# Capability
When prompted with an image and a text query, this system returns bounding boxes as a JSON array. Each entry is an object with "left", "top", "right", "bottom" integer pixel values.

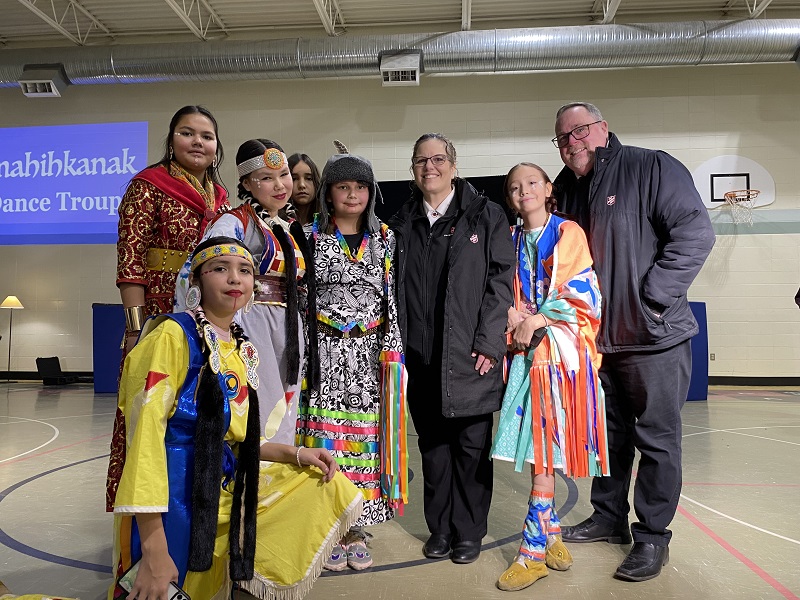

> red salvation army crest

[
  {"left": 606, "top": 195, "right": 616, "bottom": 206},
  {"left": 470, "top": 233, "right": 479, "bottom": 243}
]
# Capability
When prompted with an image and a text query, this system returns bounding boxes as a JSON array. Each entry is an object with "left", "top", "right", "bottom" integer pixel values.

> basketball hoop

[{"left": 724, "top": 189, "right": 760, "bottom": 226}]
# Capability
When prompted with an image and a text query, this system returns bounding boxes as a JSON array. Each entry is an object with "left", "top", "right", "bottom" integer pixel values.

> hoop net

[{"left": 724, "top": 189, "right": 760, "bottom": 226}]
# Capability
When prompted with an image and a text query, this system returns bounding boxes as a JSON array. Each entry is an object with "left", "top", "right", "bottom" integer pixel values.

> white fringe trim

[{"left": 237, "top": 493, "right": 364, "bottom": 600}]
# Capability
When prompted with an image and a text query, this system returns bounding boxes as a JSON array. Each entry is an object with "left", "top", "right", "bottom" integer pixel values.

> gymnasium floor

[{"left": 0, "top": 383, "right": 798, "bottom": 600}]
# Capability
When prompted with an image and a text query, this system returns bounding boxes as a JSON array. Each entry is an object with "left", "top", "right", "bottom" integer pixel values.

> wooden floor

[{"left": 1, "top": 383, "right": 798, "bottom": 599}]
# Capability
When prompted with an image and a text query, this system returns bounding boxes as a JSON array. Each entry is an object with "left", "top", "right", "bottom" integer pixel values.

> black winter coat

[
  {"left": 389, "top": 179, "right": 515, "bottom": 418},
  {"left": 555, "top": 132, "right": 715, "bottom": 353}
]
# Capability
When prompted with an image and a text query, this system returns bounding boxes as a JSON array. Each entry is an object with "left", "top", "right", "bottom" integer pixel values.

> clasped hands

[{"left": 506, "top": 306, "right": 547, "bottom": 351}]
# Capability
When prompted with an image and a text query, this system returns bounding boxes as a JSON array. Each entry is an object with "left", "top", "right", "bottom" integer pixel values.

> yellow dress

[{"left": 110, "top": 318, "right": 362, "bottom": 600}]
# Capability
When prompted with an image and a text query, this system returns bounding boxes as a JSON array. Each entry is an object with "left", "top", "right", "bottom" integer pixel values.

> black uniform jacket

[
  {"left": 555, "top": 132, "right": 715, "bottom": 353},
  {"left": 389, "top": 178, "right": 514, "bottom": 418}
]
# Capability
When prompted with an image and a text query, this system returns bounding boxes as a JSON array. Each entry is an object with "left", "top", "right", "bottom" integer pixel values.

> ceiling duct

[
  {"left": 1, "top": 20, "right": 799, "bottom": 87},
  {"left": 18, "top": 67, "right": 69, "bottom": 97},
  {"left": 380, "top": 50, "right": 422, "bottom": 86}
]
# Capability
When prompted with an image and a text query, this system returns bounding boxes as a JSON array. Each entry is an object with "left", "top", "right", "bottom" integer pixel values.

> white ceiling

[{"left": 2, "top": 0, "right": 799, "bottom": 48}]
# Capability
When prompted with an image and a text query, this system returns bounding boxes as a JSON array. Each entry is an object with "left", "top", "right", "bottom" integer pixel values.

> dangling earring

[
  {"left": 244, "top": 292, "right": 255, "bottom": 314},
  {"left": 212, "top": 157, "right": 218, "bottom": 168},
  {"left": 185, "top": 285, "right": 201, "bottom": 310},
  {"left": 169, "top": 146, "right": 174, "bottom": 160}
]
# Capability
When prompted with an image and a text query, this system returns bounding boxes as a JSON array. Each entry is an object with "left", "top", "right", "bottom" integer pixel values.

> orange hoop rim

[{"left": 724, "top": 189, "right": 760, "bottom": 203}]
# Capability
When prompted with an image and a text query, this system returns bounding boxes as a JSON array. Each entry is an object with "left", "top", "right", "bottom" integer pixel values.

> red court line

[
  {"left": 677, "top": 505, "right": 799, "bottom": 600},
  {"left": 0, "top": 433, "right": 109, "bottom": 468}
]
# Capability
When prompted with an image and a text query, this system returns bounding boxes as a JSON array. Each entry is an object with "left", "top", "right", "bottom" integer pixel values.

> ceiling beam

[
  {"left": 16, "top": 0, "right": 111, "bottom": 45},
  {"left": 163, "top": 0, "right": 228, "bottom": 41},
  {"left": 746, "top": 0, "right": 774, "bottom": 18},
  {"left": 310, "top": 0, "right": 346, "bottom": 36},
  {"left": 462, "top": 0, "right": 472, "bottom": 31},
  {"left": 600, "top": 0, "right": 623, "bottom": 24}
]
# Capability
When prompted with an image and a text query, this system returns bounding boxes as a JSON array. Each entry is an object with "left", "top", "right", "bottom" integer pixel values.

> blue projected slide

[{"left": 0, "top": 121, "right": 148, "bottom": 245}]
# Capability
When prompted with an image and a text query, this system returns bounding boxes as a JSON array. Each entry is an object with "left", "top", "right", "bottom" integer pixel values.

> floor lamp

[{"left": 1, "top": 295, "right": 24, "bottom": 383}]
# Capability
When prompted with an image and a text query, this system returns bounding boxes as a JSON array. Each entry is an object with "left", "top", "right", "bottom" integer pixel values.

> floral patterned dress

[{"left": 298, "top": 223, "right": 404, "bottom": 526}]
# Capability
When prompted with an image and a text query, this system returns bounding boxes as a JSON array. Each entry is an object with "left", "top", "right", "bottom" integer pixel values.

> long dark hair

[
  {"left": 150, "top": 105, "right": 225, "bottom": 189},
  {"left": 288, "top": 153, "right": 321, "bottom": 198}
]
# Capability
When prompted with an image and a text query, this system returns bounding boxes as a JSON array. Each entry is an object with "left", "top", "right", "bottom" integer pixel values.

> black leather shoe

[
  {"left": 614, "top": 542, "right": 669, "bottom": 582},
  {"left": 450, "top": 540, "right": 481, "bottom": 564},
  {"left": 423, "top": 534, "right": 453, "bottom": 559},
  {"left": 562, "top": 517, "right": 632, "bottom": 544}
]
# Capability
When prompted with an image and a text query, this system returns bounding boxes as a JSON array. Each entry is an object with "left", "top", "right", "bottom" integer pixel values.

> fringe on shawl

[
  {"left": 378, "top": 351, "right": 409, "bottom": 513},
  {"left": 235, "top": 493, "right": 363, "bottom": 600},
  {"left": 528, "top": 335, "right": 608, "bottom": 478}
]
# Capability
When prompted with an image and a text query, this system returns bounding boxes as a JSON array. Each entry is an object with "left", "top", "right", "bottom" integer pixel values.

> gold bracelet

[{"left": 124, "top": 305, "right": 145, "bottom": 332}]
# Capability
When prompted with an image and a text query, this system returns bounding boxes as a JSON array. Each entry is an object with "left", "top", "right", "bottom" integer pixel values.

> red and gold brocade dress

[{"left": 105, "top": 161, "right": 228, "bottom": 510}]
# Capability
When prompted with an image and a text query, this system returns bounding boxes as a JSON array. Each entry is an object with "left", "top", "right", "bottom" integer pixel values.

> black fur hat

[{"left": 316, "top": 154, "right": 382, "bottom": 234}]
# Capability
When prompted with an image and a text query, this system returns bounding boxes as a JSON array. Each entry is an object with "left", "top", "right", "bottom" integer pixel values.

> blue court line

[
  {"left": 0, "top": 456, "right": 578, "bottom": 577},
  {"left": 0, "top": 453, "right": 113, "bottom": 573},
  {"left": 321, "top": 471, "right": 578, "bottom": 577}
]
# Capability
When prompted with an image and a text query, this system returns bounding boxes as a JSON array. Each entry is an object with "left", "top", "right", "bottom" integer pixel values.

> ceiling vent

[
  {"left": 18, "top": 67, "right": 69, "bottom": 98},
  {"left": 379, "top": 51, "right": 422, "bottom": 87}
]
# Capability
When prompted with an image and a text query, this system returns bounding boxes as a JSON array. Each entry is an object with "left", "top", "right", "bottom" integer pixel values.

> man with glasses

[{"left": 552, "top": 102, "right": 715, "bottom": 582}]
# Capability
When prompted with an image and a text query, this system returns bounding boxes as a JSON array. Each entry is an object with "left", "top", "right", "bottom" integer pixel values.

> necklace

[
  {"left": 519, "top": 215, "right": 550, "bottom": 313},
  {"left": 332, "top": 217, "right": 369, "bottom": 262}
]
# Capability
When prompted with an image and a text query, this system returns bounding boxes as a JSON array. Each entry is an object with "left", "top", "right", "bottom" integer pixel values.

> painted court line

[
  {"left": 0, "top": 433, "right": 108, "bottom": 467},
  {"left": 680, "top": 494, "right": 800, "bottom": 546},
  {"left": 678, "top": 505, "right": 800, "bottom": 600},
  {"left": 0, "top": 417, "right": 59, "bottom": 463}
]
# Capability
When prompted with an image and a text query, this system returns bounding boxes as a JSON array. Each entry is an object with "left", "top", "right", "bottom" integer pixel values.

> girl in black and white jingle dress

[{"left": 297, "top": 152, "right": 407, "bottom": 572}]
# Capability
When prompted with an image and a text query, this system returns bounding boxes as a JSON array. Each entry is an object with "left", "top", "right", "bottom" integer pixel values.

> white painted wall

[{"left": 0, "top": 63, "right": 798, "bottom": 377}]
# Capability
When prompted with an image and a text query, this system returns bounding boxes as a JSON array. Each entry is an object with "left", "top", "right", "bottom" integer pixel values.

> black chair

[{"left": 36, "top": 356, "right": 80, "bottom": 386}]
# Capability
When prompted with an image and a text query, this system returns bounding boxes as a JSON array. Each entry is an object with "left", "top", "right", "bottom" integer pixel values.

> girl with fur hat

[
  {"left": 117, "top": 236, "right": 361, "bottom": 600},
  {"left": 297, "top": 151, "right": 408, "bottom": 571}
]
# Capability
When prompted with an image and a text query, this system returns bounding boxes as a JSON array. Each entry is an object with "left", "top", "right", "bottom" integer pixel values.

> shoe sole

[
  {"left": 613, "top": 554, "right": 669, "bottom": 582},
  {"left": 424, "top": 551, "right": 450, "bottom": 559},
  {"left": 496, "top": 572, "right": 548, "bottom": 591},
  {"left": 563, "top": 534, "right": 631, "bottom": 544},
  {"left": 451, "top": 554, "right": 481, "bottom": 564}
]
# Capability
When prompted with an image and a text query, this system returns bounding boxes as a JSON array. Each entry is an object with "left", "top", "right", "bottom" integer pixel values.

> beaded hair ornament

[
  {"left": 236, "top": 147, "right": 288, "bottom": 178},
  {"left": 190, "top": 243, "right": 254, "bottom": 272}
]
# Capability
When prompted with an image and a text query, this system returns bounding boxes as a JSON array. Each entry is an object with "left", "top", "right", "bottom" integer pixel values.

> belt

[
  {"left": 146, "top": 248, "right": 188, "bottom": 273},
  {"left": 317, "top": 320, "right": 382, "bottom": 339},
  {"left": 254, "top": 275, "right": 286, "bottom": 303}
]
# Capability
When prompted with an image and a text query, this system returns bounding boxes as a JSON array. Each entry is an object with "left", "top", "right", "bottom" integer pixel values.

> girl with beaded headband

[
  {"left": 106, "top": 105, "right": 230, "bottom": 512},
  {"left": 114, "top": 236, "right": 361, "bottom": 600},
  {"left": 491, "top": 163, "right": 608, "bottom": 592},
  {"left": 177, "top": 139, "right": 319, "bottom": 458},
  {"left": 297, "top": 147, "right": 408, "bottom": 572}
]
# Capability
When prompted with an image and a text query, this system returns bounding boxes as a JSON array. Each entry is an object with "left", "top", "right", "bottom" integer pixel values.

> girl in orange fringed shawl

[{"left": 492, "top": 163, "right": 608, "bottom": 592}]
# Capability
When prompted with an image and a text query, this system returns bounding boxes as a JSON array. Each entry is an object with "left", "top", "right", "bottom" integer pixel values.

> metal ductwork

[{"left": 1, "top": 20, "right": 799, "bottom": 87}]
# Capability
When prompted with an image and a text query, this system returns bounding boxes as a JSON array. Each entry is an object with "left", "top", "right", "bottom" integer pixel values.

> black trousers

[
  {"left": 407, "top": 358, "right": 494, "bottom": 542},
  {"left": 590, "top": 339, "right": 692, "bottom": 545}
]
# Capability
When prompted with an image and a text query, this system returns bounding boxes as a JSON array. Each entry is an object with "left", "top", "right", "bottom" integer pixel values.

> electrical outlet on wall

[{"left": 710, "top": 353, "right": 715, "bottom": 361}]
